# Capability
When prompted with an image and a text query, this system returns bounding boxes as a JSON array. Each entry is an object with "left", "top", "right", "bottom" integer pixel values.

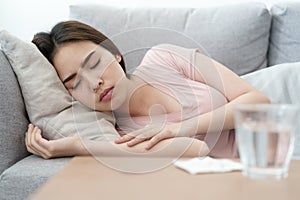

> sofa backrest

[
  {"left": 268, "top": 2, "right": 300, "bottom": 66},
  {"left": 0, "top": 50, "right": 29, "bottom": 174},
  {"left": 69, "top": 3, "right": 271, "bottom": 75}
]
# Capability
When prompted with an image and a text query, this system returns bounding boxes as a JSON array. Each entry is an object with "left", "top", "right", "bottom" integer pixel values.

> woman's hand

[
  {"left": 25, "top": 124, "right": 80, "bottom": 159},
  {"left": 25, "top": 124, "right": 208, "bottom": 158},
  {"left": 114, "top": 122, "right": 196, "bottom": 150}
]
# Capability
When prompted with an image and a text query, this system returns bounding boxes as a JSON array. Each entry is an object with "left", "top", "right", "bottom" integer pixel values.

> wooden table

[{"left": 28, "top": 156, "right": 300, "bottom": 200}]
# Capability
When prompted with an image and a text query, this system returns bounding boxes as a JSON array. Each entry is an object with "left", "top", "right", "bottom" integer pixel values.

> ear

[{"left": 115, "top": 54, "right": 122, "bottom": 63}]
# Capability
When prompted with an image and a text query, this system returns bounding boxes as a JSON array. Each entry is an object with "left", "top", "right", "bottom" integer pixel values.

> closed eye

[
  {"left": 90, "top": 58, "right": 101, "bottom": 69},
  {"left": 72, "top": 80, "right": 81, "bottom": 90}
]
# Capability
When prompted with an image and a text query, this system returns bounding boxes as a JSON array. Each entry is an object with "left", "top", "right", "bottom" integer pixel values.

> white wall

[{"left": 0, "top": 0, "right": 295, "bottom": 41}]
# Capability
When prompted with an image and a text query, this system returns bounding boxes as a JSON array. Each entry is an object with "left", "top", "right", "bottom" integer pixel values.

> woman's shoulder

[
  {"left": 141, "top": 44, "right": 175, "bottom": 62},
  {"left": 137, "top": 43, "right": 198, "bottom": 72},
  {"left": 142, "top": 44, "right": 190, "bottom": 60},
  {"left": 137, "top": 44, "right": 185, "bottom": 71},
  {"left": 139, "top": 43, "right": 199, "bottom": 66}
]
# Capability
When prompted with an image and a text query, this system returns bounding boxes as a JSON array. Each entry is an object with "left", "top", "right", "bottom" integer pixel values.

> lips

[{"left": 99, "top": 87, "right": 114, "bottom": 102}]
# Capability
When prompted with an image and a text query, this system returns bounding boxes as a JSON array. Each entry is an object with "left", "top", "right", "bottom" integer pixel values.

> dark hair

[{"left": 32, "top": 20, "right": 126, "bottom": 72}]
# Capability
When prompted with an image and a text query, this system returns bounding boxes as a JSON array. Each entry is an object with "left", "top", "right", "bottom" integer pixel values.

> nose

[
  {"left": 80, "top": 69, "right": 103, "bottom": 93},
  {"left": 85, "top": 76, "right": 103, "bottom": 93},
  {"left": 88, "top": 77, "right": 103, "bottom": 93}
]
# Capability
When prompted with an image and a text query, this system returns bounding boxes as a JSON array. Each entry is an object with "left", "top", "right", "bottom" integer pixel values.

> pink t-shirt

[{"left": 116, "top": 44, "right": 238, "bottom": 158}]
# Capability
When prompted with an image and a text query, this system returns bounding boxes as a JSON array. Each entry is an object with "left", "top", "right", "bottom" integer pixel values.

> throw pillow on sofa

[
  {"left": 0, "top": 30, "right": 119, "bottom": 141},
  {"left": 268, "top": 2, "right": 300, "bottom": 66}
]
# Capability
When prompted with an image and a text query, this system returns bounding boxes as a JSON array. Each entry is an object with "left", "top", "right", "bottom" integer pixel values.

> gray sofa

[{"left": 1, "top": 2, "right": 300, "bottom": 200}]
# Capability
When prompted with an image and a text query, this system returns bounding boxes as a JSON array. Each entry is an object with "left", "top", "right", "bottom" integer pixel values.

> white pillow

[
  {"left": 0, "top": 30, "right": 119, "bottom": 141},
  {"left": 241, "top": 62, "right": 300, "bottom": 104},
  {"left": 241, "top": 62, "right": 300, "bottom": 158}
]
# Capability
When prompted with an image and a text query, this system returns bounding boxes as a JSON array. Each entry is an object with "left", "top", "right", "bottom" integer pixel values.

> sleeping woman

[{"left": 25, "top": 21, "right": 269, "bottom": 159}]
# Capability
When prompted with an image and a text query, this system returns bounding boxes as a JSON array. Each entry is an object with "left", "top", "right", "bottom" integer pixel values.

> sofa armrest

[{"left": 0, "top": 50, "right": 29, "bottom": 174}]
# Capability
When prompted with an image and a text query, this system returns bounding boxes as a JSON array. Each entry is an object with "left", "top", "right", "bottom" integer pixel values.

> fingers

[
  {"left": 116, "top": 134, "right": 149, "bottom": 147},
  {"left": 26, "top": 124, "right": 44, "bottom": 156},
  {"left": 145, "top": 136, "right": 161, "bottom": 150},
  {"left": 114, "top": 127, "right": 148, "bottom": 144},
  {"left": 114, "top": 134, "right": 135, "bottom": 144},
  {"left": 33, "top": 127, "right": 52, "bottom": 157},
  {"left": 115, "top": 129, "right": 155, "bottom": 147},
  {"left": 25, "top": 124, "right": 37, "bottom": 154},
  {"left": 115, "top": 124, "right": 164, "bottom": 145},
  {"left": 127, "top": 137, "right": 148, "bottom": 147},
  {"left": 145, "top": 131, "right": 174, "bottom": 150},
  {"left": 25, "top": 124, "right": 52, "bottom": 159},
  {"left": 115, "top": 124, "right": 175, "bottom": 149}
]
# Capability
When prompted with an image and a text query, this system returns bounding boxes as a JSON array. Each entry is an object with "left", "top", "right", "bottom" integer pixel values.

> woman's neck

[
  {"left": 113, "top": 75, "right": 151, "bottom": 117},
  {"left": 114, "top": 75, "right": 180, "bottom": 118}
]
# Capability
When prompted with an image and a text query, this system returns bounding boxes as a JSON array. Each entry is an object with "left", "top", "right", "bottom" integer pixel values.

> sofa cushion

[
  {"left": 0, "top": 155, "right": 70, "bottom": 200},
  {"left": 241, "top": 62, "right": 300, "bottom": 158},
  {"left": 69, "top": 3, "right": 271, "bottom": 75},
  {"left": 0, "top": 30, "right": 120, "bottom": 141},
  {"left": 268, "top": 2, "right": 300, "bottom": 66},
  {"left": 0, "top": 50, "right": 29, "bottom": 175}
]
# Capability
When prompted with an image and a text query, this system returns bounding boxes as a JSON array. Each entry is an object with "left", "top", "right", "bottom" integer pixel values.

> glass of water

[{"left": 234, "top": 104, "right": 299, "bottom": 179}]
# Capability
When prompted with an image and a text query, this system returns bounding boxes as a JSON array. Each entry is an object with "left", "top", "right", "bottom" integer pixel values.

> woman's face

[{"left": 53, "top": 41, "right": 127, "bottom": 111}]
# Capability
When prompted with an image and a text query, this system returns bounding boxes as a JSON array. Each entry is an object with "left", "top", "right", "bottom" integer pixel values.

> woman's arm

[
  {"left": 115, "top": 52, "right": 270, "bottom": 149},
  {"left": 186, "top": 52, "right": 270, "bottom": 133},
  {"left": 25, "top": 124, "right": 209, "bottom": 159}
]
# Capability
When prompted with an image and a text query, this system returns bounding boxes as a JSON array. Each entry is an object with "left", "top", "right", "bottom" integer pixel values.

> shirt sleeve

[{"left": 137, "top": 44, "right": 200, "bottom": 80}]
